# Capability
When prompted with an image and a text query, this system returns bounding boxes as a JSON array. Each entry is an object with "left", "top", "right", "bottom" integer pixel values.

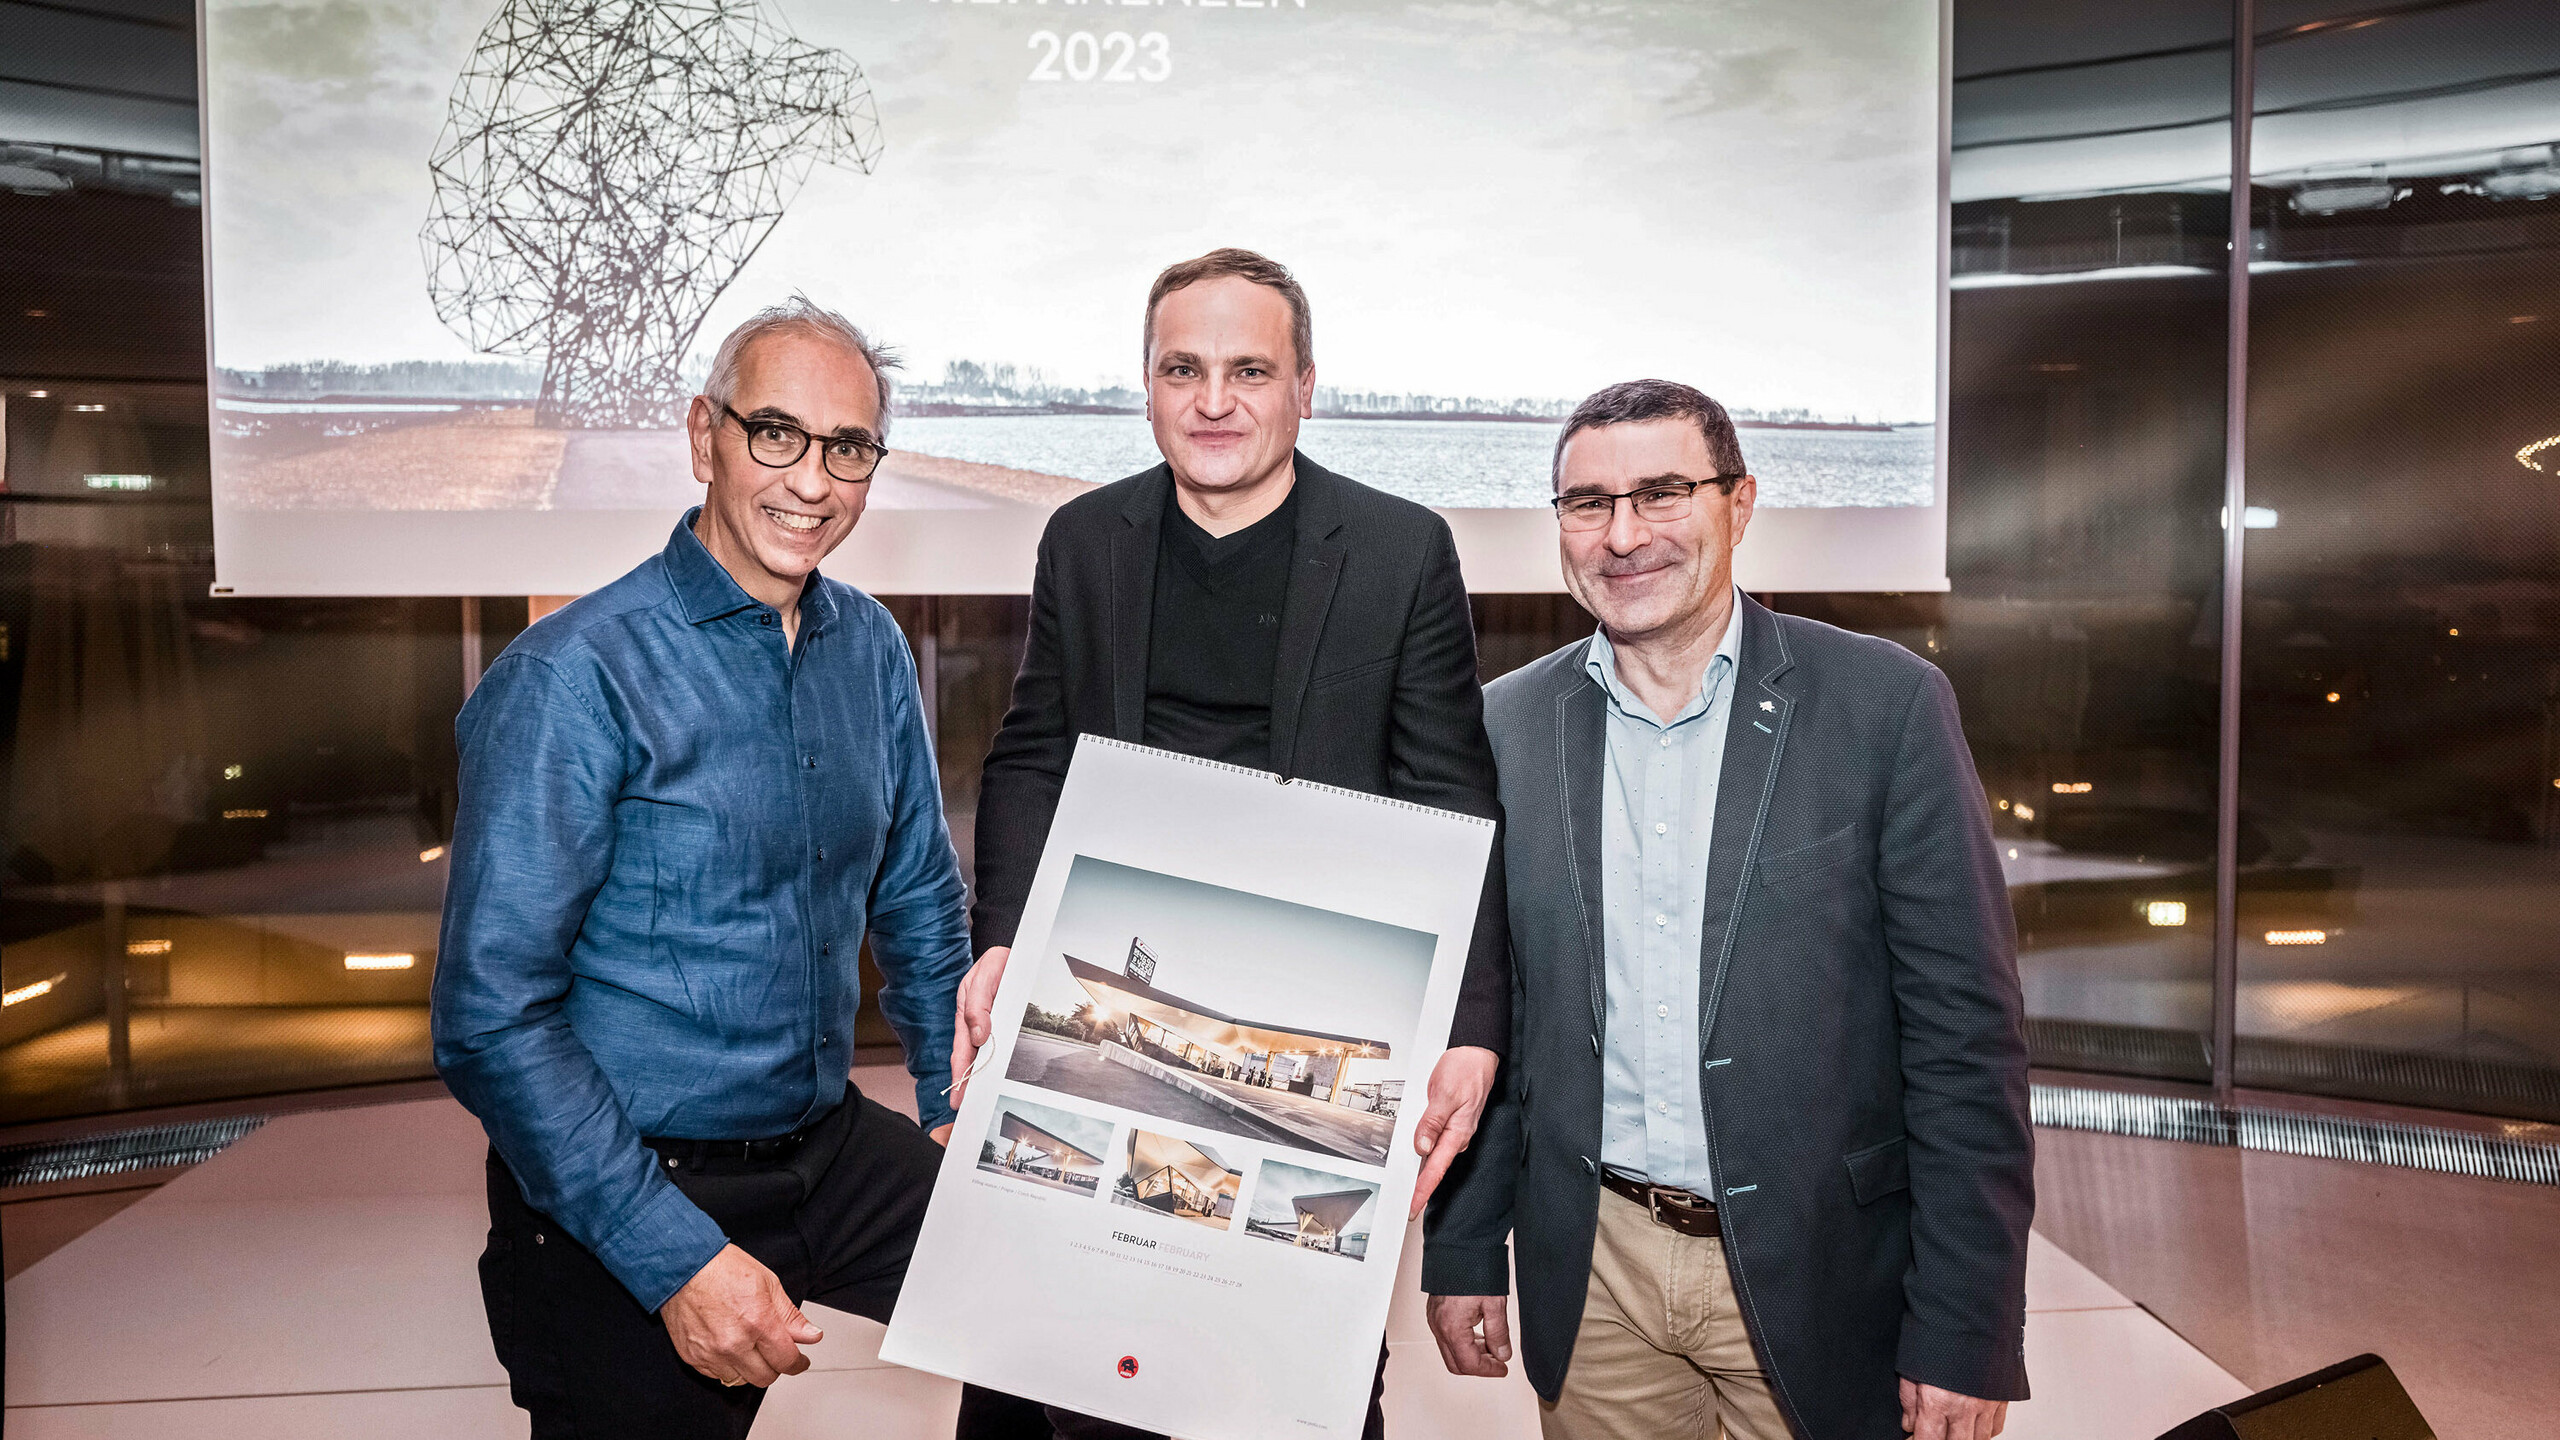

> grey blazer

[{"left": 1423, "top": 595, "right": 2033, "bottom": 1438}]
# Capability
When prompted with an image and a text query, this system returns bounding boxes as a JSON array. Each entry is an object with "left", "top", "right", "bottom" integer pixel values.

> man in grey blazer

[{"left": 1422, "top": 380, "right": 2032, "bottom": 1440}]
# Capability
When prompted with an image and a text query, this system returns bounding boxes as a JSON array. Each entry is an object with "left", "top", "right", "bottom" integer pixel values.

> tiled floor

[
  {"left": 3, "top": 1071, "right": 2253, "bottom": 1439},
  {"left": 2035, "top": 1121, "right": 2560, "bottom": 1440}
]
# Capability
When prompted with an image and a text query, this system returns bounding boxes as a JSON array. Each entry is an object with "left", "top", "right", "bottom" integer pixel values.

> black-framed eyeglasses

[
  {"left": 1549, "top": 476, "right": 1738, "bottom": 532},
  {"left": 723, "top": 405, "right": 887, "bottom": 483}
]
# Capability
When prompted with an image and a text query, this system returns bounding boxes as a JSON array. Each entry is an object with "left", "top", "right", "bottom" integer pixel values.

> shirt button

[
  {"left": 1657, "top": 1100, "right": 1669, "bottom": 1114},
  {"left": 1657, "top": 1003, "right": 1669, "bottom": 1018},
  {"left": 805, "top": 756, "right": 817, "bottom": 769},
  {"left": 1655, "top": 913, "right": 1668, "bottom": 926},
  {"left": 816, "top": 846, "right": 826, "bottom": 861},
  {"left": 1654, "top": 822, "right": 1668, "bottom": 836},
  {"left": 1659, "top": 735, "right": 1672, "bottom": 748},
  {"left": 821, "top": 941, "right": 831, "bottom": 956},
  {"left": 760, "top": 612, "right": 775, "bottom": 627}
]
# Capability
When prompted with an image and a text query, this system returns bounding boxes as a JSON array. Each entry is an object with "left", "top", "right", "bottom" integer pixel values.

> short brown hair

[
  {"left": 1143, "top": 248, "right": 1313, "bottom": 374},
  {"left": 1553, "top": 379, "right": 1748, "bottom": 491}
]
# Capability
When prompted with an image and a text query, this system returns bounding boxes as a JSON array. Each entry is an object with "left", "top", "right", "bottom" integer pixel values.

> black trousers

[
  {"left": 480, "top": 1085, "right": 941, "bottom": 1440},
  {"left": 481, "top": 1085, "right": 1391, "bottom": 1440}
]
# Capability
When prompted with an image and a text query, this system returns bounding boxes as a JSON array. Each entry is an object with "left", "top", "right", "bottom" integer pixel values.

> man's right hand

[
  {"left": 661, "top": 1244, "right": 822, "bottom": 1388},
  {"left": 1426, "top": 1294, "right": 1513, "bottom": 1378},
  {"left": 947, "top": 945, "right": 1010, "bottom": 1106}
]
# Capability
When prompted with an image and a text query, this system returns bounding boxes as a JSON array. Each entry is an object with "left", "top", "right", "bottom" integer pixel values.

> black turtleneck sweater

[{"left": 1142, "top": 484, "right": 1300, "bottom": 771}]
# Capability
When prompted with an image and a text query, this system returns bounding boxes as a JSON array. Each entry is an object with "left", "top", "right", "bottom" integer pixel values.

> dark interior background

[{"left": 1, "top": 0, "right": 2554, "bottom": 1129}]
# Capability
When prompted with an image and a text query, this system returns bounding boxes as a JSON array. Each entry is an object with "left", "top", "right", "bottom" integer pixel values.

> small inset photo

[
  {"left": 1244, "top": 1160, "right": 1381, "bottom": 1260},
  {"left": 977, "top": 1093, "right": 1113, "bottom": 1198},
  {"left": 1109, "top": 1128, "right": 1242, "bottom": 1230}
]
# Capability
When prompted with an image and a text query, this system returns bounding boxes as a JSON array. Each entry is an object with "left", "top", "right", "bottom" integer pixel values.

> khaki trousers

[{"left": 1539, "top": 1188, "right": 1792, "bottom": 1440}]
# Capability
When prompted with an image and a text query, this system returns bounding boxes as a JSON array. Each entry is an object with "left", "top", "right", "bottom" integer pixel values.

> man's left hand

[
  {"left": 1409, "top": 1045, "right": 1498, "bottom": 1218},
  {"left": 928, "top": 1124, "right": 951, "bottom": 1145},
  {"left": 1900, "top": 1378, "right": 2007, "bottom": 1440}
]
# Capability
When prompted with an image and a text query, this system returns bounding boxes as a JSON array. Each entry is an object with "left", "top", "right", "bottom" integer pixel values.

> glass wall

[
  {"left": 0, "top": 502, "right": 506, "bottom": 1120},
  {"left": 1937, "top": 0, "right": 2236, "bottom": 1083},
  {"left": 4, "top": 0, "right": 2559, "bottom": 1129},
  {"left": 2233, "top": 0, "right": 2560, "bottom": 1117}
]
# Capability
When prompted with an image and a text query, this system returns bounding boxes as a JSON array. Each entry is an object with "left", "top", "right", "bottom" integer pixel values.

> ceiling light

[
  {"left": 2289, "top": 177, "right": 2404, "bottom": 216},
  {"left": 69, "top": 403, "right": 106, "bottom": 412},
  {"left": 2144, "top": 901, "right": 2188, "bottom": 927},
  {"left": 344, "top": 953, "right": 416, "bottom": 971},
  {"left": 2480, "top": 147, "right": 2560, "bottom": 202},
  {"left": 2051, "top": 781, "right": 2093, "bottom": 794},
  {"left": 2264, "top": 930, "right": 2328, "bottom": 946},
  {"left": 2520, "top": 435, "right": 2560, "bottom": 473},
  {"left": 85, "top": 474, "right": 154, "bottom": 491},
  {"left": 2013, "top": 803, "right": 2034, "bottom": 821},
  {"left": 26, "top": 389, "right": 47, "bottom": 398},
  {"left": 2, "top": 973, "right": 67, "bottom": 1006},
  {"left": 420, "top": 845, "right": 447, "bottom": 862},
  {"left": 2325, "top": 692, "right": 2341, "bottom": 702},
  {"left": 126, "top": 939, "right": 173, "bottom": 956}
]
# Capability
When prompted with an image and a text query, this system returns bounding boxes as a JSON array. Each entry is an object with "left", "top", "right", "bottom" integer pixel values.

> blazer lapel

[
  {"left": 1556, "top": 658, "right": 1611, "bottom": 1045},
  {"left": 1108, "top": 466, "right": 1172, "bottom": 743},
  {"left": 1695, "top": 596, "right": 1797, "bottom": 1047},
  {"left": 1267, "top": 453, "right": 1346, "bottom": 776}
]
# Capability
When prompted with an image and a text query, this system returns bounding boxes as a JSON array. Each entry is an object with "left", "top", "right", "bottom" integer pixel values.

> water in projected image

[{"left": 890, "top": 414, "right": 1937, "bottom": 509}]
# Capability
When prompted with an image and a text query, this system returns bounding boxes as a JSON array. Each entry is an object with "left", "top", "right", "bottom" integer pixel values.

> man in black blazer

[
  {"left": 1423, "top": 381, "right": 2032, "bottom": 1440},
  {"left": 951, "top": 249, "right": 1509, "bottom": 1440}
]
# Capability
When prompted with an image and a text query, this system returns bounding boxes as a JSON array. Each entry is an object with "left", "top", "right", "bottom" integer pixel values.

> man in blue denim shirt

[{"left": 434, "top": 298, "right": 971, "bottom": 1439}]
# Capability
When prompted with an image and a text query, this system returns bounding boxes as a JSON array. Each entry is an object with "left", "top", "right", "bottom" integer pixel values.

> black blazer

[
  {"left": 972, "top": 453, "right": 1511, "bottom": 1053},
  {"left": 1424, "top": 596, "right": 2033, "bottom": 1436}
]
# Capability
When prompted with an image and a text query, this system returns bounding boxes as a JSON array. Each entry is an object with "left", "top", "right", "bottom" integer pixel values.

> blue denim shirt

[
  {"left": 432, "top": 512, "right": 971, "bottom": 1310},
  {"left": 1586, "top": 592, "right": 1743, "bottom": 1196}
]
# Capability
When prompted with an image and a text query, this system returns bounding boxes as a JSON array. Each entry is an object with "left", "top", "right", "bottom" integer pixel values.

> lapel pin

[{"left": 1759, "top": 700, "right": 1776, "bottom": 712}]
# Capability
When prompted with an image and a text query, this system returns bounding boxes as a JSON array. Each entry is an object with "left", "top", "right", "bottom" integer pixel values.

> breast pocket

[
  {"left": 1308, "top": 653, "right": 1399, "bottom": 690},
  {"left": 1758, "top": 821, "right": 1862, "bottom": 891}
]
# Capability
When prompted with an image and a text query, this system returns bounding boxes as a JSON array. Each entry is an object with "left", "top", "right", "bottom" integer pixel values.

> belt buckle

[{"left": 1646, "top": 1184, "right": 1707, "bottom": 1232}]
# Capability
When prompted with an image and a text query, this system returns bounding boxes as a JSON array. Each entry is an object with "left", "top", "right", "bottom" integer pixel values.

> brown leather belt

[{"left": 1600, "top": 1167, "right": 1721, "bottom": 1238}]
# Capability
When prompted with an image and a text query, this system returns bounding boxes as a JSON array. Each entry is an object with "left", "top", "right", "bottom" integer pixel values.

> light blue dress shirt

[{"left": 1588, "top": 592, "right": 1744, "bottom": 1195}]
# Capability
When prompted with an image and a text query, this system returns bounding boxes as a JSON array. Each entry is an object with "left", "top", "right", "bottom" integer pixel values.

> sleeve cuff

[
  {"left": 916, "top": 1084, "right": 956, "bottom": 1134},
  {"left": 1420, "top": 1242, "right": 1512, "bottom": 1297},
  {"left": 1897, "top": 1319, "right": 2031, "bottom": 1403},
  {"left": 968, "top": 906, "right": 1019, "bottom": 955},
  {"left": 596, "top": 1181, "right": 733, "bottom": 1314},
  {"left": 1448, "top": 1011, "right": 1509, "bottom": 1056}
]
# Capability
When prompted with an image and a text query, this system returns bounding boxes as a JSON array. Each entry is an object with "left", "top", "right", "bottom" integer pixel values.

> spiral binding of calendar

[{"left": 1076, "top": 734, "right": 1496, "bottom": 828}]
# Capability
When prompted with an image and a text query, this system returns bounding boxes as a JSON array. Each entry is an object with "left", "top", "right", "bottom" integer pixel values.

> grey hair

[
  {"left": 702, "top": 295, "right": 902, "bottom": 437},
  {"left": 1552, "top": 378, "right": 1748, "bottom": 491}
]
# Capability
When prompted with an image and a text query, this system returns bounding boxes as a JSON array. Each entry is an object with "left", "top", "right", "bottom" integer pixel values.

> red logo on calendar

[{"left": 1117, "top": 1356, "right": 1140, "bottom": 1379}]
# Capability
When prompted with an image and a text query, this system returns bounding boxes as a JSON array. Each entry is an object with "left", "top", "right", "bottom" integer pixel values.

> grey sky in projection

[
  {"left": 203, "top": 0, "right": 1939, "bottom": 420},
  {"left": 1025, "top": 855, "right": 1434, "bottom": 1056}
]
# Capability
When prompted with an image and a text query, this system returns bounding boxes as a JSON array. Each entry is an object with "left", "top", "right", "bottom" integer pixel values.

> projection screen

[{"left": 200, "top": 0, "right": 1948, "bottom": 596}]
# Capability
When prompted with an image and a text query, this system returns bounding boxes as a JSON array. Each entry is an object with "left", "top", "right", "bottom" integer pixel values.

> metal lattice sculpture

[{"left": 421, "top": 0, "right": 881, "bottom": 429}]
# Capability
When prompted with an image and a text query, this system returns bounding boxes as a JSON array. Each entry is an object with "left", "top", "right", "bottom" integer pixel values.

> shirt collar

[
  {"left": 662, "top": 507, "right": 838, "bottom": 632},
  {"left": 1583, "top": 586, "right": 1746, "bottom": 726}
]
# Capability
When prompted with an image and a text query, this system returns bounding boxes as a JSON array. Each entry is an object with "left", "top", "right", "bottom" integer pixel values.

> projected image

[
  {"left": 1244, "top": 1160, "right": 1380, "bottom": 1262},
  {"left": 977, "top": 1093, "right": 1115, "bottom": 1198},
  {"left": 202, "top": 0, "right": 1941, "bottom": 555},
  {"left": 1110, "top": 1128, "right": 1242, "bottom": 1231},
  {"left": 1003, "top": 856, "right": 1431, "bottom": 1168}
]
